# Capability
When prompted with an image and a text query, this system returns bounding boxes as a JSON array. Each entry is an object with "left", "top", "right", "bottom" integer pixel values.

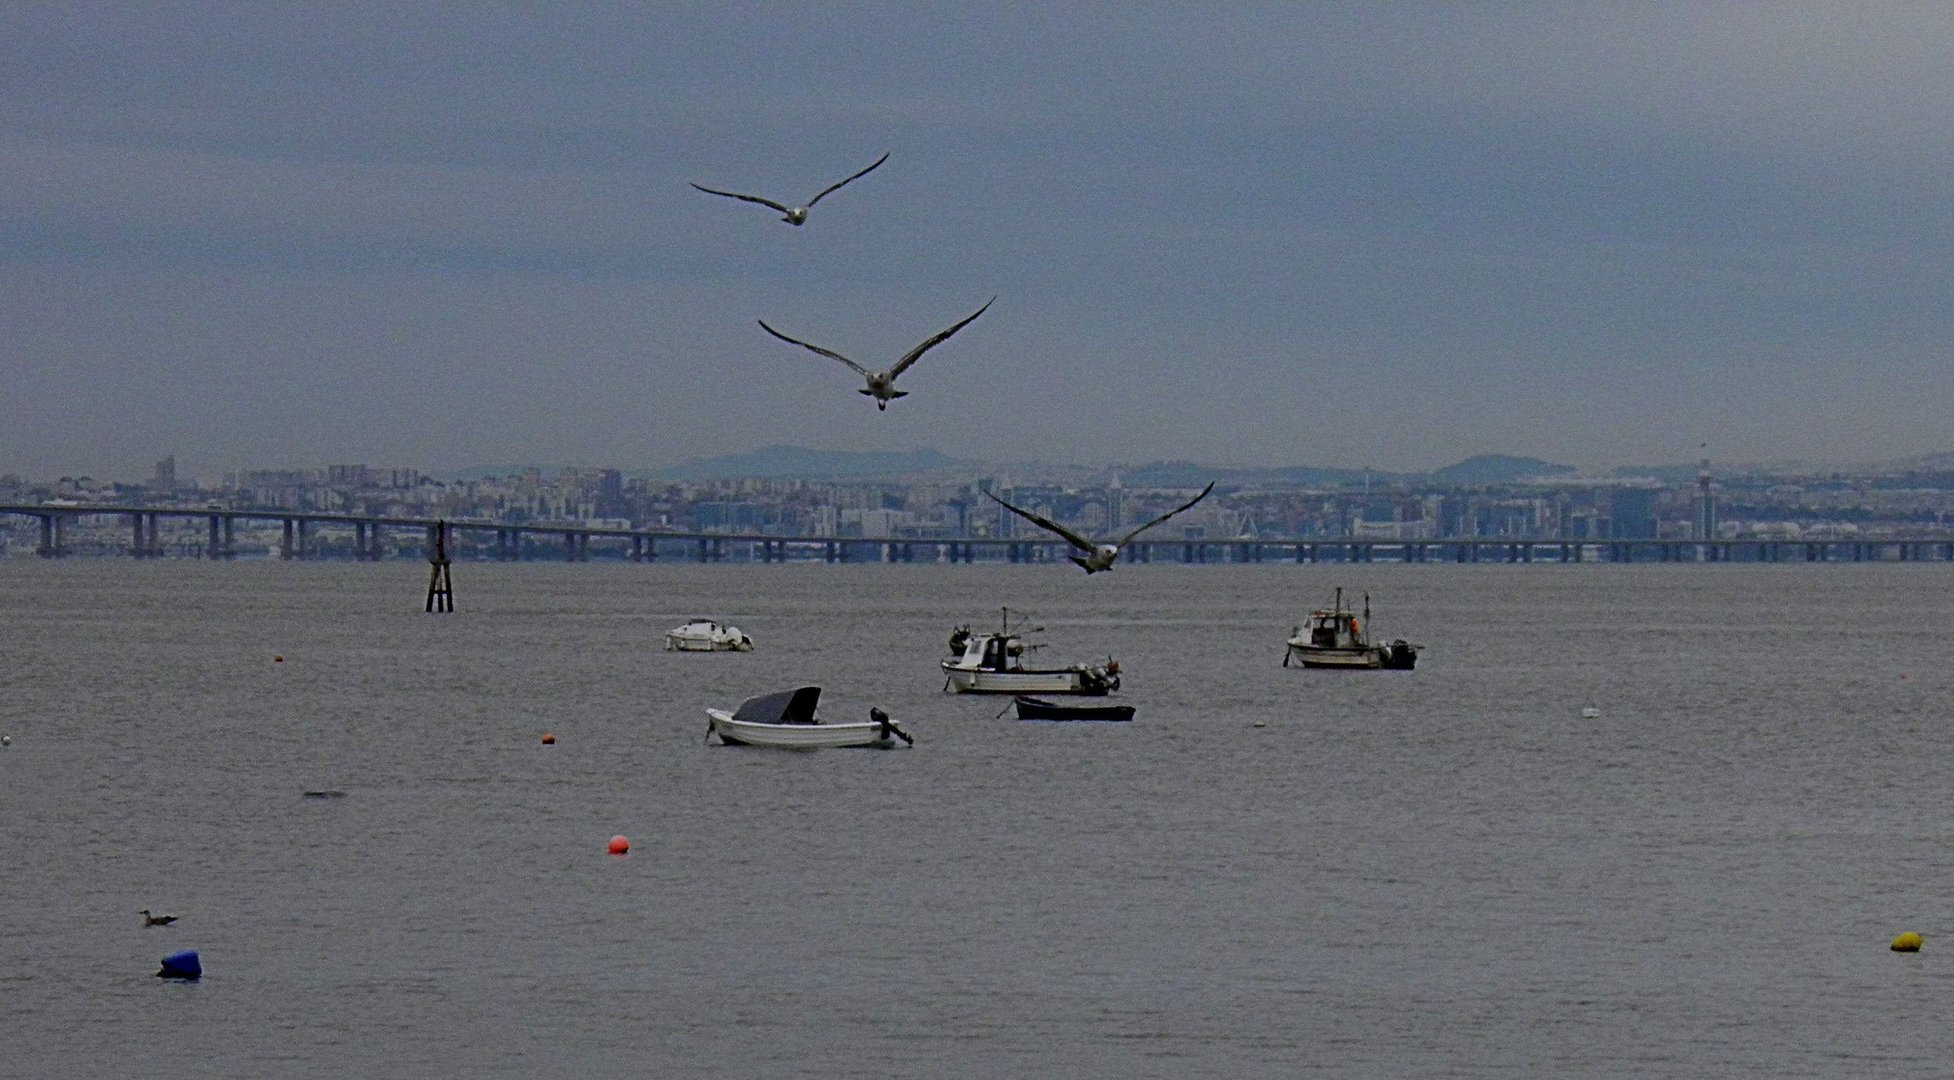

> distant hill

[
  {"left": 653, "top": 444, "right": 975, "bottom": 482},
  {"left": 1122, "top": 455, "right": 1574, "bottom": 489},
  {"left": 1120, "top": 460, "right": 1376, "bottom": 488},
  {"left": 1427, "top": 454, "right": 1576, "bottom": 485},
  {"left": 451, "top": 448, "right": 1588, "bottom": 487}
]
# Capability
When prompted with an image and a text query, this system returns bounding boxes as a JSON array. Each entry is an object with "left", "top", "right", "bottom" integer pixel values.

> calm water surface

[{"left": 7, "top": 560, "right": 1954, "bottom": 1077}]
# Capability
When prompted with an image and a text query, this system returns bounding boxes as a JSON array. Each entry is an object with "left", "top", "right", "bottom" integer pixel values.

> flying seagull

[
  {"left": 759, "top": 298, "right": 994, "bottom": 410},
  {"left": 141, "top": 909, "right": 178, "bottom": 927},
  {"left": 987, "top": 482, "right": 1217, "bottom": 573},
  {"left": 689, "top": 152, "right": 889, "bottom": 226}
]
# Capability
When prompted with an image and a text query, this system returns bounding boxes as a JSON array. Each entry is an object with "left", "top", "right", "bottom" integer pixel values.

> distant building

[
  {"left": 1697, "top": 460, "right": 1718, "bottom": 541},
  {"left": 1610, "top": 487, "right": 1657, "bottom": 539},
  {"left": 152, "top": 455, "right": 176, "bottom": 493}
]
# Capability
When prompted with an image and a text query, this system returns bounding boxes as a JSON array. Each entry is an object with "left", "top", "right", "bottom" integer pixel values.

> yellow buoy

[{"left": 1891, "top": 931, "right": 1923, "bottom": 952}]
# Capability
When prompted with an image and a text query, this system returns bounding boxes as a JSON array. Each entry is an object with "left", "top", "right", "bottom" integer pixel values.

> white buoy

[{"left": 1580, "top": 706, "right": 1601, "bottom": 719}]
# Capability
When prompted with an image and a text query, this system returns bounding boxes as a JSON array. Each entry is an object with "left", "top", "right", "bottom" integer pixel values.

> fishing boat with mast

[
  {"left": 942, "top": 608, "right": 1121, "bottom": 695},
  {"left": 1283, "top": 589, "right": 1419, "bottom": 670}
]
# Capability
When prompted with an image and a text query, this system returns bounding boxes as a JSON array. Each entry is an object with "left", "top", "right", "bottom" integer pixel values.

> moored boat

[
  {"left": 941, "top": 610, "right": 1119, "bottom": 695},
  {"left": 706, "top": 686, "right": 912, "bottom": 749},
  {"left": 666, "top": 618, "right": 754, "bottom": 652},
  {"left": 1283, "top": 589, "right": 1419, "bottom": 670},
  {"left": 1012, "top": 695, "right": 1135, "bottom": 722}
]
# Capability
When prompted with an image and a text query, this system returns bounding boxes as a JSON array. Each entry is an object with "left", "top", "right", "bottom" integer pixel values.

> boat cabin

[
  {"left": 948, "top": 628, "right": 1027, "bottom": 672},
  {"left": 1305, "top": 607, "right": 1367, "bottom": 650}
]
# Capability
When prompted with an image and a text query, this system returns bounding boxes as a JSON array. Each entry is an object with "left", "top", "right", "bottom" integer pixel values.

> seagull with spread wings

[
  {"left": 758, "top": 298, "right": 994, "bottom": 410},
  {"left": 987, "top": 482, "right": 1217, "bottom": 573},
  {"left": 690, "top": 153, "right": 889, "bottom": 226}
]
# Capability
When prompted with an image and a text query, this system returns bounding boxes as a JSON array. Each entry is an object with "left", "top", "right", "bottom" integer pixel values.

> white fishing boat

[
  {"left": 1283, "top": 589, "right": 1419, "bottom": 670},
  {"left": 941, "top": 609, "right": 1120, "bottom": 695},
  {"left": 706, "top": 686, "right": 912, "bottom": 749},
  {"left": 665, "top": 618, "right": 754, "bottom": 652}
]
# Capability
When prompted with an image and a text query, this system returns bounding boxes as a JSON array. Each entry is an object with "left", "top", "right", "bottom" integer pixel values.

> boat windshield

[{"left": 731, "top": 686, "right": 821, "bottom": 724}]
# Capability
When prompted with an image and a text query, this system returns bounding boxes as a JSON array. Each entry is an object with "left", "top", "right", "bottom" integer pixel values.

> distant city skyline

[
  {"left": 11, "top": 441, "right": 1954, "bottom": 494},
  {"left": 6, "top": 7, "right": 1952, "bottom": 478}
]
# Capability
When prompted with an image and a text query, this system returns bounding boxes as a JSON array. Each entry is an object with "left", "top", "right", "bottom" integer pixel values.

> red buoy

[
  {"left": 607, "top": 835, "right": 629, "bottom": 855},
  {"left": 540, "top": 732, "right": 556, "bottom": 745},
  {"left": 274, "top": 656, "right": 284, "bottom": 664}
]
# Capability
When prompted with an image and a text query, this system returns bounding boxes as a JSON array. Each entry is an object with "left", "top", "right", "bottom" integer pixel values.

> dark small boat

[{"left": 1013, "top": 695, "right": 1135, "bottom": 722}]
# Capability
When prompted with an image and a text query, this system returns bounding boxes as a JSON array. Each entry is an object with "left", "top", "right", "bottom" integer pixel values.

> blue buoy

[{"left": 157, "top": 950, "right": 201, "bottom": 979}]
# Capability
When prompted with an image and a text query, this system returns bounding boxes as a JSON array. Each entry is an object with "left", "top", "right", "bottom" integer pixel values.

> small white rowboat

[{"left": 706, "top": 687, "right": 912, "bottom": 750}]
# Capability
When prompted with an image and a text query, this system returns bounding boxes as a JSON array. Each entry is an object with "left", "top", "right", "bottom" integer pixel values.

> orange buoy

[
  {"left": 273, "top": 656, "right": 284, "bottom": 663},
  {"left": 540, "top": 732, "right": 556, "bottom": 745},
  {"left": 607, "top": 835, "right": 629, "bottom": 855}
]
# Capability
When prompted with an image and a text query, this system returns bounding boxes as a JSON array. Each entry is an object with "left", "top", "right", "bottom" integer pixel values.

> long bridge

[{"left": 4, "top": 502, "right": 1952, "bottom": 565}]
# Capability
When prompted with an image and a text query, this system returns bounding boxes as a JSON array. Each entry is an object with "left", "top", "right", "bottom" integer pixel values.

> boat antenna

[{"left": 1363, "top": 592, "right": 1371, "bottom": 643}]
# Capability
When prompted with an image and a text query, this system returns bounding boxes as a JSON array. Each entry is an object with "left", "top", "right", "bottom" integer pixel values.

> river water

[{"left": 6, "top": 560, "right": 1954, "bottom": 1077}]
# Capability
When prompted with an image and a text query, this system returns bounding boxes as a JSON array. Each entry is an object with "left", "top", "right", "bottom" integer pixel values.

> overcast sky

[{"left": 4, "top": 3, "right": 1951, "bottom": 481}]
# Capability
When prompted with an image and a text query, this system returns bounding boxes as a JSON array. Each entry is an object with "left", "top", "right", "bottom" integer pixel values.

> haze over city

[{"left": 5, "top": 5, "right": 1951, "bottom": 480}]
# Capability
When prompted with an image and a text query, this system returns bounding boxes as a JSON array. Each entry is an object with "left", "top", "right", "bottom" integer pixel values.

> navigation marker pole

[{"left": 426, "top": 519, "right": 455, "bottom": 613}]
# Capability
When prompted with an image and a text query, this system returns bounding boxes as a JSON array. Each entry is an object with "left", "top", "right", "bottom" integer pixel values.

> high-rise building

[
  {"left": 1697, "top": 458, "right": 1717, "bottom": 540},
  {"left": 152, "top": 455, "right": 176, "bottom": 492},
  {"left": 1609, "top": 486, "right": 1657, "bottom": 539}
]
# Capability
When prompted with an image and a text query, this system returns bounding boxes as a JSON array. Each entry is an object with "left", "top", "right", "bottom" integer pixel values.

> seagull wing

[
  {"left": 805, "top": 152, "right": 889, "bottom": 208},
  {"left": 890, "top": 297, "right": 994, "bottom": 378},
  {"left": 985, "top": 490, "right": 1096, "bottom": 554},
  {"left": 690, "top": 183, "right": 793, "bottom": 215},
  {"left": 1116, "top": 481, "right": 1216, "bottom": 545},
  {"left": 757, "top": 320, "right": 871, "bottom": 377}
]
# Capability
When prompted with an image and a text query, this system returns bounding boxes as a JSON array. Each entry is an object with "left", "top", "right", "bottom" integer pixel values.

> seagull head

[{"left": 783, "top": 207, "right": 809, "bottom": 225}]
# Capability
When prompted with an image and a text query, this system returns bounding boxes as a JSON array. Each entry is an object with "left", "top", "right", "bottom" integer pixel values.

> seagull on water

[
  {"left": 141, "top": 909, "right": 178, "bottom": 927},
  {"left": 759, "top": 298, "right": 994, "bottom": 410},
  {"left": 987, "top": 482, "right": 1217, "bottom": 574},
  {"left": 690, "top": 153, "right": 889, "bottom": 226}
]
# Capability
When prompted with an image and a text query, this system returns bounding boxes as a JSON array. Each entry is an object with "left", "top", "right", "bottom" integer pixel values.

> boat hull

[
  {"left": 1013, "top": 696, "right": 1134, "bottom": 722},
  {"left": 1286, "top": 642, "right": 1381, "bottom": 669},
  {"left": 706, "top": 709, "right": 901, "bottom": 749},
  {"left": 942, "top": 665, "right": 1114, "bottom": 695},
  {"left": 1284, "top": 641, "right": 1418, "bottom": 670},
  {"left": 666, "top": 635, "right": 752, "bottom": 652}
]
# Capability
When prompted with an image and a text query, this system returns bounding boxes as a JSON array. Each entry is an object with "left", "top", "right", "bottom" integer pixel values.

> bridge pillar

[
  {"left": 130, "top": 512, "right": 146, "bottom": 558},
  {"left": 207, "top": 515, "right": 222, "bottom": 559},
  {"left": 37, "top": 514, "right": 64, "bottom": 557}
]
